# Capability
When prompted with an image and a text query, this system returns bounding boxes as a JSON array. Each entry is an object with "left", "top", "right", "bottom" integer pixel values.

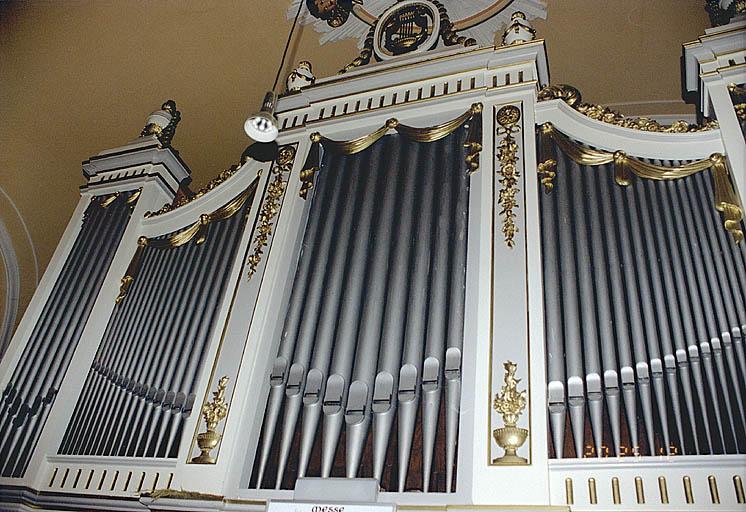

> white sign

[{"left": 268, "top": 500, "right": 396, "bottom": 512}]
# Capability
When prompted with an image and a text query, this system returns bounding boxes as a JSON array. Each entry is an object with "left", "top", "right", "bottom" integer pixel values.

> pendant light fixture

[{"left": 244, "top": 0, "right": 305, "bottom": 143}]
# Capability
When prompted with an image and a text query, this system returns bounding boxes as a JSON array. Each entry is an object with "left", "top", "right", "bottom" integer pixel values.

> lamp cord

[{"left": 272, "top": 0, "right": 305, "bottom": 93}]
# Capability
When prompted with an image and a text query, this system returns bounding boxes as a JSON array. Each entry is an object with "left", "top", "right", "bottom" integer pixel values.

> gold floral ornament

[
  {"left": 247, "top": 145, "right": 296, "bottom": 279},
  {"left": 492, "top": 360, "right": 528, "bottom": 464},
  {"left": 538, "top": 84, "right": 718, "bottom": 133},
  {"left": 496, "top": 105, "right": 521, "bottom": 247},
  {"left": 191, "top": 376, "right": 230, "bottom": 464}
]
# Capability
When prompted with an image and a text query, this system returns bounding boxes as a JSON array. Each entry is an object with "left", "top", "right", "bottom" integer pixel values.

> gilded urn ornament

[
  {"left": 192, "top": 376, "right": 230, "bottom": 464},
  {"left": 492, "top": 360, "right": 528, "bottom": 464}
]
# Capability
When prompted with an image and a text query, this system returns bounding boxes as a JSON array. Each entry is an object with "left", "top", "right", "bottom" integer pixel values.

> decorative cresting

[
  {"left": 539, "top": 123, "right": 744, "bottom": 243},
  {"left": 140, "top": 100, "right": 181, "bottom": 146},
  {"left": 496, "top": 105, "right": 521, "bottom": 247},
  {"left": 145, "top": 165, "right": 242, "bottom": 217},
  {"left": 0, "top": 191, "right": 139, "bottom": 477},
  {"left": 299, "top": 104, "right": 482, "bottom": 198},
  {"left": 538, "top": 84, "right": 719, "bottom": 133},
  {"left": 247, "top": 145, "right": 296, "bottom": 279},
  {"left": 191, "top": 376, "right": 230, "bottom": 464},
  {"left": 116, "top": 184, "right": 257, "bottom": 304},
  {"left": 492, "top": 361, "right": 528, "bottom": 464}
]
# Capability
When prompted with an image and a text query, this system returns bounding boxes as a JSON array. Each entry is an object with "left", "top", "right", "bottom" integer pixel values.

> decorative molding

[
  {"left": 538, "top": 84, "right": 719, "bottom": 133},
  {"left": 145, "top": 165, "right": 241, "bottom": 218},
  {"left": 247, "top": 145, "right": 296, "bottom": 279},
  {"left": 496, "top": 104, "right": 521, "bottom": 248}
]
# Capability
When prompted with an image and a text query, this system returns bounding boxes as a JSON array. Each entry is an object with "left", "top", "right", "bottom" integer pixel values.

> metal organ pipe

[
  {"left": 398, "top": 142, "right": 436, "bottom": 491},
  {"left": 421, "top": 140, "right": 454, "bottom": 491},
  {"left": 658, "top": 183, "right": 719, "bottom": 453},
  {"left": 692, "top": 174, "right": 746, "bottom": 441},
  {"left": 255, "top": 165, "right": 335, "bottom": 487},
  {"left": 2, "top": 197, "right": 131, "bottom": 475},
  {"left": 320, "top": 150, "right": 379, "bottom": 478},
  {"left": 543, "top": 136, "right": 746, "bottom": 461},
  {"left": 555, "top": 155, "right": 587, "bottom": 458},
  {"left": 273, "top": 154, "right": 339, "bottom": 487},
  {"left": 584, "top": 169, "right": 621, "bottom": 456},
  {"left": 0, "top": 202, "right": 106, "bottom": 456},
  {"left": 444, "top": 143, "right": 469, "bottom": 492},
  {"left": 645, "top": 179, "right": 704, "bottom": 454},
  {"left": 539, "top": 157, "right": 566, "bottom": 458},
  {"left": 252, "top": 132, "right": 469, "bottom": 492},
  {"left": 567, "top": 160, "right": 604, "bottom": 457},
  {"left": 296, "top": 165, "right": 355, "bottom": 480},
  {"left": 610, "top": 174, "right": 657, "bottom": 455},
  {"left": 678, "top": 178, "right": 739, "bottom": 450},
  {"left": 344, "top": 144, "right": 400, "bottom": 479},
  {"left": 371, "top": 143, "right": 418, "bottom": 483},
  {"left": 634, "top": 180, "right": 686, "bottom": 454}
]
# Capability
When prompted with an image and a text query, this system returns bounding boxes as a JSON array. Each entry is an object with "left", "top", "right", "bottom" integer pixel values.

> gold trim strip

[
  {"left": 708, "top": 475, "right": 720, "bottom": 504},
  {"left": 564, "top": 478, "right": 574, "bottom": 505},
  {"left": 635, "top": 476, "right": 645, "bottom": 504},
  {"left": 588, "top": 478, "right": 597, "bottom": 505},
  {"left": 658, "top": 476, "right": 669, "bottom": 504},
  {"left": 734, "top": 475, "right": 745, "bottom": 504},
  {"left": 612, "top": 477, "right": 621, "bottom": 505},
  {"left": 684, "top": 475, "right": 694, "bottom": 504}
]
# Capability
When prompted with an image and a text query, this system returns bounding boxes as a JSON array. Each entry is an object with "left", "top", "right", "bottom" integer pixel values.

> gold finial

[
  {"left": 191, "top": 376, "right": 230, "bottom": 464},
  {"left": 492, "top": 360, "right": 528, "bottom": 464}
]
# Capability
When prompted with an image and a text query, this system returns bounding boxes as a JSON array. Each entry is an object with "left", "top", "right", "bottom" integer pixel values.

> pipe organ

[{"left": 0, "top": 4, "right": 745, "bottom": 511}]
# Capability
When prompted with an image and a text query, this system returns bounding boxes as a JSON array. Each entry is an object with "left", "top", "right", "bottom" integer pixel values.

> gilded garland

[
  {"left": 247, "top": 145, "right": 296, "bottom": 279},
  {"left": 538, "top": 122, "right": 744, "bottom": 243},
  {"left": 538, "top": 84, "right": 718, "bottom": 133},
  {"left": 496, "top": 105, "right": 521, "bottom": 248},
  {"left": 300, "top": 104, "right": 482, "bottom": 198}
]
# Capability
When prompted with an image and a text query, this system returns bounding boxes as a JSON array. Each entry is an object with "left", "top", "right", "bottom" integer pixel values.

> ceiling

[{"left": 0, "top": 0, "right": 709, "bottom": 337}]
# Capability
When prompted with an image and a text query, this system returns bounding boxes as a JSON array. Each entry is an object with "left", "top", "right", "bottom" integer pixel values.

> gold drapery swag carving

[
  {"left": 299, "top": 104, "right": 483, "bottom": 199},
  {"left": 538, "top": 84, "right": 719, "bottom": 133},
  {"left": 538, "top": 122, "right": 744, "bottom": 243},
  {"left": 114, "top": 182, "right": 257, "bottom": 304}
]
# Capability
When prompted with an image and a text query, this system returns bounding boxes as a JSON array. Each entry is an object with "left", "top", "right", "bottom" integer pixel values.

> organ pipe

[
  {"left": 252, "top": 130, "right": 470, "bottom": 492},
  {"left": 541, "top": 131, "right": 746, "bottom": 459}
]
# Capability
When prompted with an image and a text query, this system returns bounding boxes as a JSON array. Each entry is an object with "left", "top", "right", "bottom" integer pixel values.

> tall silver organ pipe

[
  {"left": 58, "top": 187, "right": 254, "bottom": 458},
  {"left": 0, "top": 191, "right": 138, "bottom": 477},
  {"left": 251, "top": 130, "right": 470, "bottom": 492},
  {"left": 540, "top": 134, "right": 746, "bottom": 459}
]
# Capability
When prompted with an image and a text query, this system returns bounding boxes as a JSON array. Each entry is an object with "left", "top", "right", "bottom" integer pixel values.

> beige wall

[{"left": 0, "top": 0, "right": 708, "bottom": 337}]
